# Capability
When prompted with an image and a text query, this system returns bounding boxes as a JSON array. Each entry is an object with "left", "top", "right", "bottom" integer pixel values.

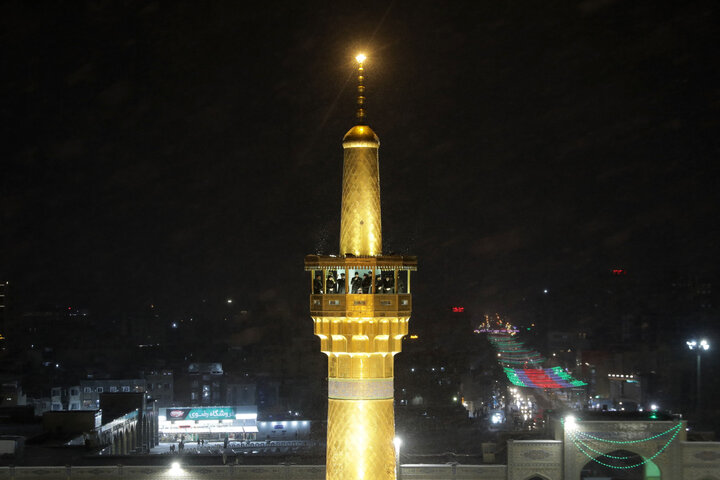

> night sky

[{"left": 2, "top": 0, "right": 719, "bottom": 327}]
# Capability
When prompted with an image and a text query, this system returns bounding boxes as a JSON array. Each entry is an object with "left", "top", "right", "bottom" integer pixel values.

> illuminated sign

[
  {"left": 166, "top": 407, "right": 235, "bottom": 420},
  {"left": 476, "top": 327, "right": 520, "bottom": 334},
  {"left": 452, "top": 307, "right": 464, "bottom": 313}
]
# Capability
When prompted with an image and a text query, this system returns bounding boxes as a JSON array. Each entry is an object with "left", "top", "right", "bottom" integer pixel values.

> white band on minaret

[{"left": 328, "top": 378, "right": 394, "bottom": 400}]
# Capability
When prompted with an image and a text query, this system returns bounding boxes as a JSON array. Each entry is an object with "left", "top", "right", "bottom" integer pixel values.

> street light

[
  {"left": 686, "top": 339, "right": 711, "bottom": 410},
  {"left": 564, "top": 415, "right": 577, "bottom": 432},
  {"left": 394, "top": 436, "right": 402, "bottom": 480}
]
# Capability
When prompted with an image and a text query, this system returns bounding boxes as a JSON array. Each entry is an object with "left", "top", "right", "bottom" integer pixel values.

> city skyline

[{"left": 1, "top": 2, "right": 720, "bottom": 473}]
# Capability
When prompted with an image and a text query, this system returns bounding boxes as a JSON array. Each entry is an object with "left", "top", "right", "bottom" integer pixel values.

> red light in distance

[{"left": 452, "top": 307, "right": 464, "bottom": 313}]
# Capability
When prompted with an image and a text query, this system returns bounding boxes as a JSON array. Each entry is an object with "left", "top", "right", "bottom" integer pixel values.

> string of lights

[
  {"left": 503, "top": 367, "right": 587, "bottom": 388},
  {"left": 565, "top": 423, "right": 682, "bottom": 469},
  {"left": 573, "top": 423, "right": 682, "bottom": 444},
  {"left": 485, "top": 319, "right": 586, "bottom": 388}
]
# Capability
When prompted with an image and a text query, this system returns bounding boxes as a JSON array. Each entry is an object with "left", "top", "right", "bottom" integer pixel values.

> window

[
  {"left": 379, "top": 269, "right": 395, "bottom": 294},
  {"left": 326, "top": 270, "right": 338, "bottom": 294},
  {"left": 109, "top": 386, "right": 118, "bottom": 392},
  {"left": 122, "top": 386, "right": 130, "bottom": 392},
  {"left": 312, "top": 270, "right": 324, "bottom": 294},
  {"left": 97, "top": 387, "right": 103, "bottom": 393},
  {"left": 84, "top": 387, "right": 92, "bottom": 393},
  {"left": 397, "top": 270, "right": 410, "bottom": 293},
  {"left": 70, "top": 389, "right": 79, "bottom": 396}
]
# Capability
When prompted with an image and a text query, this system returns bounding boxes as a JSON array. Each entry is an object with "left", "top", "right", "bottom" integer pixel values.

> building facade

[{"left": 158, "top": 405, "right": 257, "bottom": 442}]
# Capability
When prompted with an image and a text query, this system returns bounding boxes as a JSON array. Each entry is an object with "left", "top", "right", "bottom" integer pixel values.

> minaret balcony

[
  {"left": 309, "top": 293, "right": 412, "bottom": 317},
  {"left": 304, "top": 254, "right": 417, "bottom": 317}
]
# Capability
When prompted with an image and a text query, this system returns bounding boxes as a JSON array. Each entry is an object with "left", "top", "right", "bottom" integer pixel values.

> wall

[
  {"left": 0, "top": 464, "right": 508, "bottom": 480},
  {"left": 506, "top": 440, "right": 562, "bottom": 480}
]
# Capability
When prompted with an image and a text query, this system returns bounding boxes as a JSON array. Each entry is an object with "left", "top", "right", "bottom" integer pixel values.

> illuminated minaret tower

[{"left": 305, "top": 55, "right": 417, "bottom": 480}]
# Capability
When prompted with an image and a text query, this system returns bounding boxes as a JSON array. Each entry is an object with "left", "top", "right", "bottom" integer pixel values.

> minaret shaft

[{"left": 340, "top": 140, "right": 382, "bottom": 256}]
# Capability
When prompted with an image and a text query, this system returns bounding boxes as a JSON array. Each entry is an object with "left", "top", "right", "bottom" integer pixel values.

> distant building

[
  {"left": 174, "top": 363, "right": 224, "bottom": 406},
  {"left": 50, "top": 385, "right": 81, "bottom": 411},
  {"left": 0, "top": 281, "right": 8, "bottom": 342},
  {"left": 257, "top": 418, "right": 312, "bottom": 441},
  {"left": 11, "top": 307, "right": 92, "bottom": 351},
  {"left": 0, "top": 380, "right": 26, "bottom": 407},
  {"left": 79, "top": 379, "right": 145, "bottom": 409},
  {"left": 225, "top": 376, "right": 255, "bottom": 406},
  {"left": 158, "top": 405, "right": 257, "bottom": 442},
  {"left": 51, "top": 379, "right": 146, "bottom": 411},
  {"left": 143, "top": 370, "right": 174, "bottom": 407}
]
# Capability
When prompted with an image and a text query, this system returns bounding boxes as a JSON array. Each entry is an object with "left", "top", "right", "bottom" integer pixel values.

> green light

[
  {"left": 503, "top": 367, "right": 526, "bottom": 387},
  {"left": 566, "top": 424, "right": 681, "bottom": 470},
  {"left": 553, "top": 367, "right": 573, "bottom": 380},
  {"left": 574, "top": 423, "right": 681, "bottom": 444}
]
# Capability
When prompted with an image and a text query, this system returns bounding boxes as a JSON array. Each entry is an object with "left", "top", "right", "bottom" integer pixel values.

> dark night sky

[{"left": 2, "top": 0, "right": 719, "bottom": 325}]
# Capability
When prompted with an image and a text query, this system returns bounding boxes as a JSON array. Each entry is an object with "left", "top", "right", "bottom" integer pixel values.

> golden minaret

[{"left": 305, "top": 54, "right": 417, "bottom": 480}]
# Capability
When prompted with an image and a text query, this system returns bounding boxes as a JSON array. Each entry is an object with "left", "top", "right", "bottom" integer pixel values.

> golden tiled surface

[
  {"left": 339, "top": 145, "right": 382, "bottom": 256},
  {"left": 311, "top": 117, "right": 410, "bottom": 480},
  {"left": 326, "top": 399, "right": 396, "bottom": 480},
  {"left": 313, "top": 316, "right": 409, "bottom": 356},
  {"left": 328, "top": 352, "right": 394, "bottom": 379}
]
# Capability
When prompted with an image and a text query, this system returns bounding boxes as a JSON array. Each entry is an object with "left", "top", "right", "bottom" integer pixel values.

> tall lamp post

[
  {"left": 394, "top": 437, "right": 402, "bottom": 480},
  {"left": 686, "top": 339, "right": 710, "bottom": 410}
]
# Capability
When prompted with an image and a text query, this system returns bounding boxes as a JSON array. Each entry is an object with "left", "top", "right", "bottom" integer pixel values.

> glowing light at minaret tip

[{"left": 305, "top": 54, "right": 417, "bottom": 480}]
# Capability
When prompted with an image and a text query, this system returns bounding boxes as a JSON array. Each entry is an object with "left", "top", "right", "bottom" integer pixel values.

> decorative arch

[
  {"left": 580, "top": 449, "right": 649, "bottom": 479},
  {"left": 119, "top": 430, "right": 127, "bottom": 455},
  {"left": 129, "top": 425, "right": 136, "bottom": 451},
  {"left": 566, "top": 420, "right": 683, "bottom": 480},
  {"left": 142, "top": 416, "right": 149, "bottom": 449}
]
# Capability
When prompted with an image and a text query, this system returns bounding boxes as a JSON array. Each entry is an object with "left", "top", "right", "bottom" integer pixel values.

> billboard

[{"left": 166, "top": 407, "right": 235, "bottom": 421}]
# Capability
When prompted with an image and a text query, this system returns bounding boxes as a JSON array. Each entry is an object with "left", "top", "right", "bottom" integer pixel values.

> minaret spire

[
  {"left": 340, "top": 54, "right": 382, "bottom": 256},
  {"left": 355, "top": 54, "right": 367, "bottom": 124}
]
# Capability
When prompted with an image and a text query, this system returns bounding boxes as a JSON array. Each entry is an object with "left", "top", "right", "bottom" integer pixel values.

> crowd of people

[{"left": 313, "top": 270, "right": 406, "bottom": 294}]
